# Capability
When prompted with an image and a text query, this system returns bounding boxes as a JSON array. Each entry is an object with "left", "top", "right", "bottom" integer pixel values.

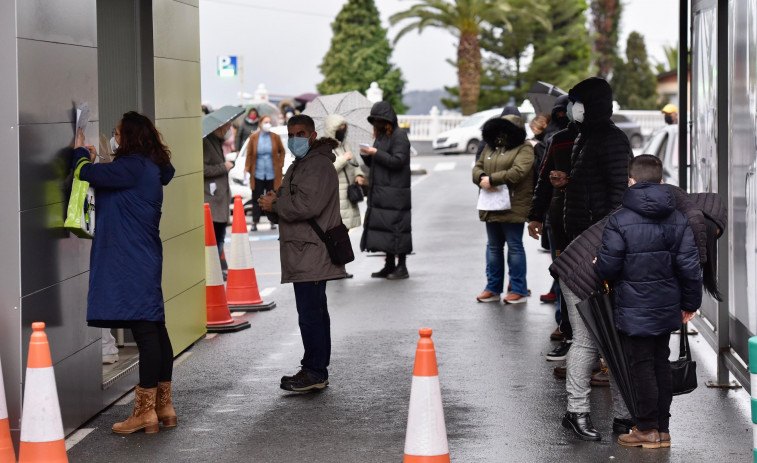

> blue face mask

[{"left": 288, "top": 136, "right": 311, "bottom": 158}]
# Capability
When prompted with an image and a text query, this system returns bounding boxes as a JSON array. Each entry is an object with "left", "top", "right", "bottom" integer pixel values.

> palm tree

[{"left": 390, "top": 0, "right": 548, "bottom": 115}]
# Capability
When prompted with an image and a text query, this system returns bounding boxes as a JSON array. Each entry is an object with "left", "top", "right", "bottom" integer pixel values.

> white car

[
  {"left": 227, "top": 125, "right": 294, "bottom": 218},
  {"left": 639, "top": 124, "right": 689, "bottom": 186},
  {"left": 432, "top": 108, "right": 503, "bottom": 154}
]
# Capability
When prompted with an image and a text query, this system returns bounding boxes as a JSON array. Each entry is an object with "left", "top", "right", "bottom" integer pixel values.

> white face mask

[
  {"left": 571, "top": 102, "right": 585, "bottom": 123},
  {"left": 223, "top": 128, "right": 233, "bottom": 140},
  {"left": 110, "top": 136, "right": 119, "bottom": 152},
  {"left": 261, "top": 122, "right": 272, "bottom": 133}
]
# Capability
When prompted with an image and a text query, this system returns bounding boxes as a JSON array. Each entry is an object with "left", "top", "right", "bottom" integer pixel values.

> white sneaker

[{"left": 102, "top": 353, "right": 119, "bottom": 364}]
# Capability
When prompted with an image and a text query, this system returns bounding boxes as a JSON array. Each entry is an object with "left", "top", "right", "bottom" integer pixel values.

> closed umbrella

[
  {"left": 202, "top": 105, "right": 245, "bottom": 138},
  {"left": 302, "top": 91, "right": 374, "bottom": 154},
  {"left": 527, "top": 81, "right": 567, "bottom": 114},
  {"left": 575, "top": 284, "right": 639, "bottom": 420}
]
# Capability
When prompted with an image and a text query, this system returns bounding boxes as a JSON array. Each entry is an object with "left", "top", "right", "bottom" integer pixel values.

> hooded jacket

[
  {"left": 472, "top": 115, "right": 534, "bottom": 223},
  {"left": 594, "top": 183, "right": 702, "bottom": 336},
  {"left": 323, "top": 114, "right": 364, "bottom": 229},
  {"left": 235, "top": 114, "right": 259, "bottom": 152},
  {"left": 565, "top": 78, "right": 633, "bottom": 237},
  {"left": 550, "top": 186, "right": 717, "bottom": 303},
  {"left": 272, "top": 137, "right": 346, "bottom": 283},
  {"left": 360, "top": 101, "right": 413, "bottom": 254}
]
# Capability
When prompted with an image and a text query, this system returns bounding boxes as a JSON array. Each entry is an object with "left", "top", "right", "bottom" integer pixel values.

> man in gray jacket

[
  {"left": 259, "top": 114, "right": 346, "bottom": 391},
  {"left": 203, "top": 122, "right": 234, "bottom": 258}
]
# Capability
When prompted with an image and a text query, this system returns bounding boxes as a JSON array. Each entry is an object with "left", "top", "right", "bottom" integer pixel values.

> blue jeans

[
  {"left": 293, "top": 281, "right": 331, "bottom": 380},
  {"left": 485, "top": 222, "right": 527, "bottom": 296}
]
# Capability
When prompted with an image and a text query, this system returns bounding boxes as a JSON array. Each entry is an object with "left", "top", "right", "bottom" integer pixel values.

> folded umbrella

[
  {"left": 575, "top": 284, "right": 639, "bottom": 420},
  {"left": 202, "top": 105, "right": 245, "bottom": 138}
]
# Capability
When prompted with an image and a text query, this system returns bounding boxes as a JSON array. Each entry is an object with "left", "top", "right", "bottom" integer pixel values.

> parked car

[
  {"left": 432, "top": 108, "right": 503, "bottom": 154},
  {"left": 639, "top": 124, "right": 689, "bottom": 186},
  {"left": 611, "top": 113, "right": 644, "bottom": 149},
  {"left": 227, "top": 125, "right": 293, "bottom": 219}
]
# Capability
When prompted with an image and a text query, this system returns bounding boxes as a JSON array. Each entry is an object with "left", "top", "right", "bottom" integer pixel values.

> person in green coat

[{"left": 472, "top": 114, "right": 535, "bottom": 304}]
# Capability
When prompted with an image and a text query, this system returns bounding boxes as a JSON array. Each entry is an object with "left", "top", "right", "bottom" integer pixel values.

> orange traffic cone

[
  {"left": 18, "top": 322, "right": 68, "bottom": 463},
  {"left": 204, "top": 204, "right": 250, "bottom": 333},
  {"left": 227, "top": 195, "right": 275, "bottom": 311},
  {"left": 403, "top": 328, "right": 450, "bottom": 463},
  {"left": 0, "top": 355, "right": 16, "bottom": 463}
]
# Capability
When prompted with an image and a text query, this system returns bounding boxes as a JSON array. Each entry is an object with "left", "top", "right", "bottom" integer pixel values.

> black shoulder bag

[
  {"left": 344, "top": 170, "right": 364, "bottom": 204},
  {"left": 671, "top": 323, "right": 697, "bottom": 395},
  {"left": 308, "top": 219, "right": 354, "bottom": 266}
]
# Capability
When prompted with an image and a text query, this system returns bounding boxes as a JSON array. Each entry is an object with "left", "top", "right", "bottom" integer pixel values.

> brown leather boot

[
  {"left": 618, "top": 427, "right": 660, "bottom": 449},
  {"left": 659, "top": 431, "right": 671, "bottom": 448},
  {"left": 156, "top": 381, "right": 178, "bottom": 427},
  {"left": 112, "top": 386, "right": 159, "bottom": 434}
]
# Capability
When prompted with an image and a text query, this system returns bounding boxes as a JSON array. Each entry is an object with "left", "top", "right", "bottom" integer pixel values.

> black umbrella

[
  {"left": 527, "top": 81, "right": 567, "bottom": 114},
  {"left": 575, "top": 284, "right": 639, "bottom": 420}
]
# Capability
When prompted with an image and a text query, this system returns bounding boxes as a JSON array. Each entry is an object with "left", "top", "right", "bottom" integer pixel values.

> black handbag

[
  {"left": 670, "top": 323, "right": 697, "bottom": 395},
  {"left": 344, "top": 170, "right": 364, "bottom": 204},
  {"left": 307, "top": 219, "right": 355, "bottom": 266}
]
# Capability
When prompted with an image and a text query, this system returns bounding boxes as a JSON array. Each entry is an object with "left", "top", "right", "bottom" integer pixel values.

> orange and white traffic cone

[
  {"left": 226, "top": 195, "right": 275, "bottom": 311},
  {"left": 18, "top": 322, "right": 68, "bottom": 463},
  {"left": 403, "top": 328, "right": 450, "bottom": 463},
  {"left": 0, "top": 355, "right": 16, "bottom": 463},
  {"left": 204, "top": 204, "right": 250, "bottom": 333}
]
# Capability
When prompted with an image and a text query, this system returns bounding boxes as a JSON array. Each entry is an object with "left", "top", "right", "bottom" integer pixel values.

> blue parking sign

[{"left": 218, "top": 55, "right": 237, "bottom": 77}]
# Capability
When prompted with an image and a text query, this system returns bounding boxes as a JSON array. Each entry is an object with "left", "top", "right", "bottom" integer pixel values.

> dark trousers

[
  {"left": 251, "top": 179, "right": 275, "bottom": 224},
  {"left": 131, "top": 321, "right": 173, "bottom": 388},
  {"left": 213, "top": 221, "right": 226, "bottom": 259},
  {"left": 620, "top": 332, "right": 673, "bottom": 432},
  {"left": 293, "top": 281, "right": 331, "bottom": 380}
]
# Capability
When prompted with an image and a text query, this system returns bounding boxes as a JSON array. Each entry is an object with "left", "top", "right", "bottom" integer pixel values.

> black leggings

[{"left": 131, "top": 321, "right": 173, "bottom": 388}]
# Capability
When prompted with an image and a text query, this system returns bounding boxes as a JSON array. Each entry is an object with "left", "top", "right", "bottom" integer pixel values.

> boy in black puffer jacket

[{"left": 594, "top": 155, "right": 702, "bottom": 449}]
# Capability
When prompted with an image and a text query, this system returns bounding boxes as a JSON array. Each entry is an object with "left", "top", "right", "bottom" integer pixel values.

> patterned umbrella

[{"left": 302, "top": 91, "right": 374, "bottom": 153}]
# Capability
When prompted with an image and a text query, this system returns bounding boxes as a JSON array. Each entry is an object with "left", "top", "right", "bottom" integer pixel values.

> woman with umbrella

[{"left": 360, "top": 101, "right": 412, "bottom": 279}]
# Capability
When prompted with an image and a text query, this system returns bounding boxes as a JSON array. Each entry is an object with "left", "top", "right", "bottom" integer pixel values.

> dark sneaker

[
  {"left": 550, "top": 327, "right": 565, "bottom": 341},
  {"left": 546, "top": 339, "right": 572, "bottom": 361},
  {"left": 371, "top": 265, "right": 395, "bottom": 278},
  {"left": 540, "top": 291, "right": 557, "bottom": 303},
  {"left": 613, "top": 418, "right": 635, "bottom": 434},
  {"left": 386, "top": 264, "right": 409, "bottom": 280},
  {"left": 280, "top": 370, "right": 328, "bottom": 392},
  {"left": 553, "top": 366, "right": 566, "bottom": 378}
]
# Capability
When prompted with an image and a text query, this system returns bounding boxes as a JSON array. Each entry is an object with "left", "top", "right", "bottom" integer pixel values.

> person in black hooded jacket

[
  {"left": 558, "top": 77, "right": 634, "bottom": 442},
  {"left": 360, "top": 101, "right": 413, "bottom": 279}
]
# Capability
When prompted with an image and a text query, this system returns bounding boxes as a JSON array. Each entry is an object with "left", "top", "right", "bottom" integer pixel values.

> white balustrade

[{"left": 398, "top": 110, "right": 464, "bottom": 142}]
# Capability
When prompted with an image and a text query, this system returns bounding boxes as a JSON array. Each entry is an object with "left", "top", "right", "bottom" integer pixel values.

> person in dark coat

[
  {"left": 234, "top": 107, "right": 259, "bottom": 152},
  {"left": 73, "top": 112, "right": 176, "bottom": 435},
  {"left": 558, "top": 77, "right": 635, "bottom": 442},
  {"left": 360, "top": 101, "right": 413, "bottom": 280},
  {"left": 203, "top": 122, "right": 233, "bottom": 258},
  {"left": 594, "top": 155, "right": 702, "bottom": 449}
]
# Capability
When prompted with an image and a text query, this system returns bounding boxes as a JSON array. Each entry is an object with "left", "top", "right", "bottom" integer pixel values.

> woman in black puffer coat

[{"left": 360, "top": 101, "right": 413, "bottom": 279}]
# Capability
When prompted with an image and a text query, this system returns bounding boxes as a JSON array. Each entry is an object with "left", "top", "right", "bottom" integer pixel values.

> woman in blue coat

[{"left": 73, "top": 111, "right": 176, "bottom": 435}]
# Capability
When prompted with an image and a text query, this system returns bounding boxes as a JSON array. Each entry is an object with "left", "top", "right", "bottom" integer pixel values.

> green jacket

[{"left": 472, "top": 142, "right": 534, "bottom": 223}]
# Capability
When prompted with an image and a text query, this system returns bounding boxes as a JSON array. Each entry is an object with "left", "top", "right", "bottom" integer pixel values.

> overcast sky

[{"left": 199, "top": 0, "right": 679, "bottom": 107}]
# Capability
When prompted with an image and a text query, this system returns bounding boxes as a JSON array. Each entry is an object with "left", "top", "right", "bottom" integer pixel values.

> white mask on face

[
  {"left": 571, "top": 102, "right": 585, "bottom": 123},
  {"left": 223, "top": 128, "right": 233, "bottom": 140},
  {"left": 110, "top": 136, "right": 119, "bottom": 152},
  {"left": 261, "top": 122, "right": 272, "bottom": 133}
]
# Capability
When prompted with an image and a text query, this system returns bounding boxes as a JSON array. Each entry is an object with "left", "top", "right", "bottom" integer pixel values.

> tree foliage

[
  {"left": 318, "top": 0, "right": 407, "bottom": 113},
  {"left": 613, "top": 32, "right": 658, "bottom": 109},
  {"left": 524, "top": 0, "right": 591, "bottom": 94},
  {"left": 390, "top": 0, "right": 548, "bottom": 115},
  {"left": 590, "top": 0, "right": 622, "bottom": 79}
]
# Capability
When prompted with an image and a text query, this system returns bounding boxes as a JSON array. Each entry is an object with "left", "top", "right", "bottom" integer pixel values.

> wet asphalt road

[{"left": 68, "top": 154, "right": 751, "bottom": 462}]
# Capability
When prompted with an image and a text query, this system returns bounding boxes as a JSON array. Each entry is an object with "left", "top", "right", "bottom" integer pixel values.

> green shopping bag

[{"left": 64, "top": 158, "right": 95, "bottom": 238}]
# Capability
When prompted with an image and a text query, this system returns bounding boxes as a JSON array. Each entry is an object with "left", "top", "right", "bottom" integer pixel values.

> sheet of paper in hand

[
  {"left": 476, "top": 185, "right": 511, "bottom": 211},
  {"left": 76, "top": 101, "right": 90, "bottom": 133}
]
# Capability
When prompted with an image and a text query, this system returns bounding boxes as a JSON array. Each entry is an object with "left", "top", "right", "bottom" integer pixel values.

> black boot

[
  {"left": 612, "top": 417, "right": 635, "bottom": 434},
  {"left": 387, "top": 254, "right": 409, "bottom": 280},
  {"left": 371, "top": 254, "right": 395, "bottom": 278},
  {"left": 562, "top": 412, "right": 601, "bottom": 441}
]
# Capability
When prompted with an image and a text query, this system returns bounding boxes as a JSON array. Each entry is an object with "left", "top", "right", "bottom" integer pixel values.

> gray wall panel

[
  {"left": 18, "top": 0, "right": 97, "bottom": 47},
  {"left": 154, "top": 58, "right": 201, "bottom": 119},
  {"left": 156, "top": 117, "right": 202, "bottom": 176},
  {"left": 21, "top": 273, "right": 97, "bottom": 366},
  {"left": 0, "top": 0, "right": 22, "bottom": 438},
  {"left": 175, "top": 0, "right": 199, "bottom": 7},
  {"left": 153, "top": 0, "right": 200, "bottom": 62},
  {"left": 161, "top": 172, "right": 204, "bottom": 241},
  {"left": 17, "top": 38, "right": 98, "bottom": 125},
  {"left": 18, "top": 122, "right": 100, "bottom": 211},
  {"left": 20, "top": 206, "right": 91, "bottom": 296}
]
